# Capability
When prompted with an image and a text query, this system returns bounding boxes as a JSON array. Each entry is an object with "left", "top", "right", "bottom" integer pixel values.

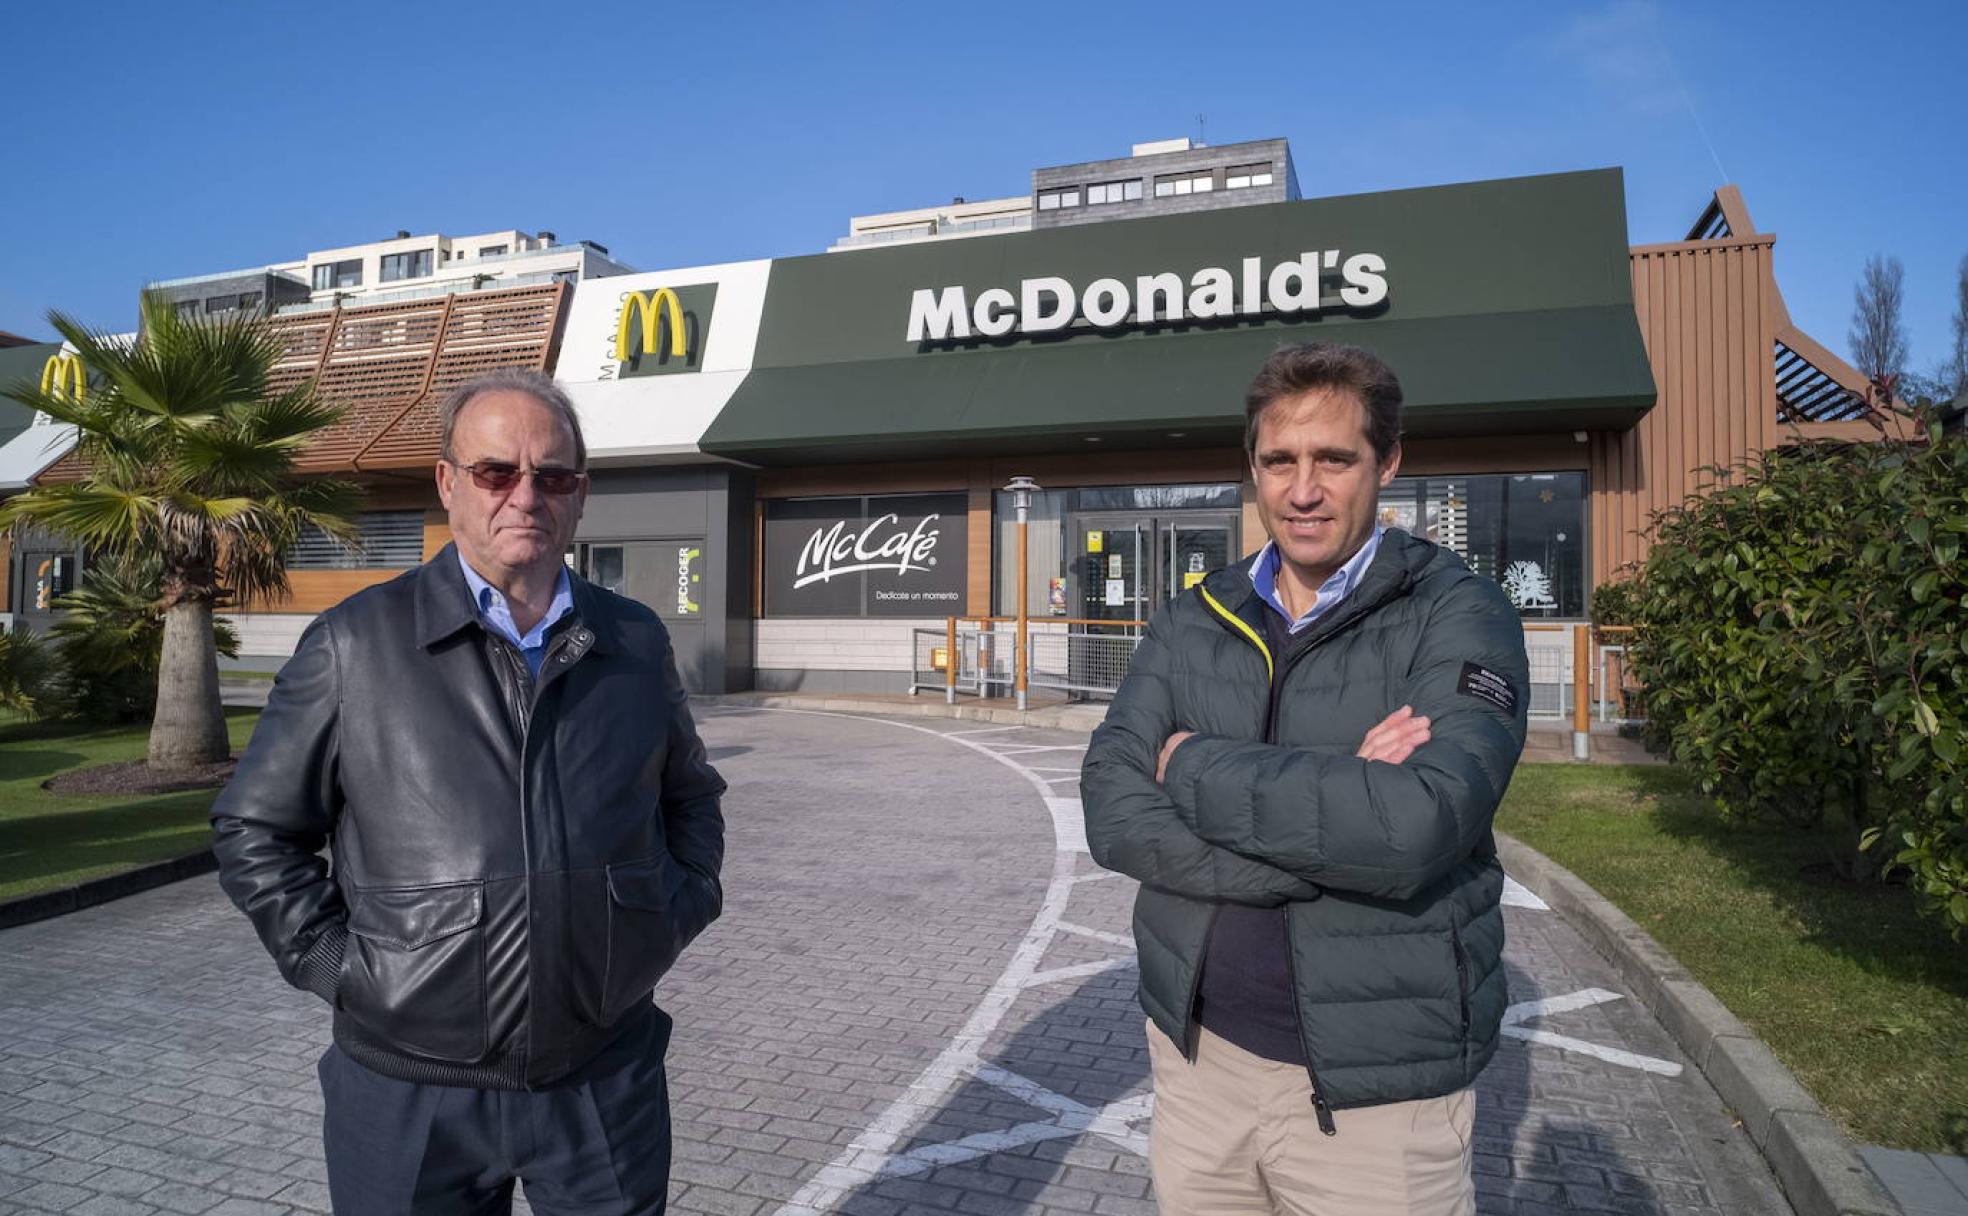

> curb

[
  {"left": 0, "top": 849, "right": 218, "bottom": 931},
  {"left": 1495, "top": 831, "right": 1901, "bottom": 1216}
]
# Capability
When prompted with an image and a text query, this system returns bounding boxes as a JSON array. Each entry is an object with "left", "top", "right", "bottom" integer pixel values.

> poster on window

[{"left": 763, "top": 493, "right": 968, "bottom": 617}]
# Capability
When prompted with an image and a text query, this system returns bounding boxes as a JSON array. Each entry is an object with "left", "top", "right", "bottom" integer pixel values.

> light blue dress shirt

[
  {"left": 1247, "top": 526, "right": 1385, "bottom": 634},
  {"left": 456, "top": 551, "right": 575, "bottom": 678}
]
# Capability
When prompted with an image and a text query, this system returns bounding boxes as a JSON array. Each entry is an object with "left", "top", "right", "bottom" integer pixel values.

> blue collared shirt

[
  {"left": 1248, "top": 527, "right": 1384, "bottom": 635},
  {"left": 456, "top": 551, "right": 575, "bottom": 677}
]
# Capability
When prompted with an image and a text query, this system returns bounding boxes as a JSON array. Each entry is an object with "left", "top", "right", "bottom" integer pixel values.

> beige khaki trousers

[{"left": 1146, "top": 1020, "right": 1475, "bottom": 1216}]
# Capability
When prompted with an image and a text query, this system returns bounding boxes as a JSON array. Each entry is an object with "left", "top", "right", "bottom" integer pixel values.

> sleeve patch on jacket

[{"left": 1457, "top": 662, "right": 1518, "bottom": 713}]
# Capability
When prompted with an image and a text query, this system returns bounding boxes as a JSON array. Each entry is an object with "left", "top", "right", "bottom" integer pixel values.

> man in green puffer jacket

[{"left": 1082, "top": 342, "right": 1529, "bottom": 1216}]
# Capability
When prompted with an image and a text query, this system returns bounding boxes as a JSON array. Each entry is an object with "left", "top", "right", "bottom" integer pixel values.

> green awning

[{"left": 704, "top": 304, "right": 1653, "bottom": 464}]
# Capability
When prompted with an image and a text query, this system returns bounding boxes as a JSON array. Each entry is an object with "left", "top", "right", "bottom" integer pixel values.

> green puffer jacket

[{"left": 1081, "top": 528, "right": 1528, "bottom": 1115}]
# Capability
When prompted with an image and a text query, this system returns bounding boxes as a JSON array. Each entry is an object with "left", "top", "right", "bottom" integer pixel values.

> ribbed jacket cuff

[{"left": 295, "top": 922, "right": 347, "bottom": 1004}]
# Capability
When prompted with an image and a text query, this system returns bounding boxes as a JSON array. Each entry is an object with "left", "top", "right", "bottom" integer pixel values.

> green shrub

[
  {"left": 0, "top": 627, "right": 59, "bottom": 714},
  {"left": 42, "top": 557, "right": 239, "bottom": 723},
  {"left": 1623, "top": 410, "right": 1968, "bottom": 933}
]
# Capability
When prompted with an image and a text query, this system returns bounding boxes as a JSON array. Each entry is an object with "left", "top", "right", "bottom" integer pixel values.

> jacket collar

[
  {"left": 1203, "top": 528, "right": 1427, "bottom": 633},
  {"left": 414, "top": 543, "right": 621, "bottom": 655}
]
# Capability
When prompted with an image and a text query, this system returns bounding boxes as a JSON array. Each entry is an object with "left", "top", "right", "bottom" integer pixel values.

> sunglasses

[{"left": 450, "top": 460, "right": 586, "bottom": 496}]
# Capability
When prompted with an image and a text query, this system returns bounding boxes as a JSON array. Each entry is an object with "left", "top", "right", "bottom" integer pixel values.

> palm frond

[{"left": 0, "top": 484, "right": 155, "bottom": 552}]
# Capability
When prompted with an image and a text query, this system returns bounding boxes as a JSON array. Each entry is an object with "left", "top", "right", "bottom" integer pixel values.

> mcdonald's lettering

[{"left": 40, "top": 354, "right": 86, "bottom": 402}]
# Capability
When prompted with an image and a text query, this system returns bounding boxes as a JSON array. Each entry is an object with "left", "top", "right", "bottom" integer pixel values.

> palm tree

[{"left": 0, "top": 292, "right": 359, "bottom": 768}]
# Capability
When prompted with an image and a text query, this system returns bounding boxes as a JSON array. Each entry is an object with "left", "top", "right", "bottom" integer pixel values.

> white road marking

[
  {"left": 752, "top": 709, "right": 1134, "bottom": 1216},
  {"left": 1022, "top": 957, "right": 1136, "bottom": 989},
  {"left": 1502, "top": 876, "right": 1550, "bottom": 910},
  {"left": 1504, "top": 987, "right": 1624, "bottom": 1021},
  {"left": 1501, "top": 987, "right": 1684, "bottom": 1076},
  {"left": 1055, "top": 921, "right": 1134, "bottom": 948},
  {"left": 1070, "top": 870, "right": 1126, "bottom": 885},
  {"left": 1045, "top": 797, "right": 1089, "bottom": 853},
  {"left": 982, "top": 743, "right": 1089, "bottom": 755}
]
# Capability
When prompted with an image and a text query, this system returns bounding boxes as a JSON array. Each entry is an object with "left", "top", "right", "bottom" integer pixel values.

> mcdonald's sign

[
  {"left": 40, "top": 353, "right": 86, "bottom": 402},
  {"left": 609, "top": 283, "right": 718, "bottom": 380}
]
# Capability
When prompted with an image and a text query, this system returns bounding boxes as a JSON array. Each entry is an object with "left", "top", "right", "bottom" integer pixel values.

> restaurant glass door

[{"left": 1072, "top": 511, "right": 1239, "bottom": 622}]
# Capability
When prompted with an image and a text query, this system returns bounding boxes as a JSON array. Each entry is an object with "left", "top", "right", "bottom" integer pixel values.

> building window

[
  {"left": 1376, "top": 473, "right": 1586, "bottom": 618},
  {"left": 1086, "top": 179, "right": 1143, "bottom": 205},
  {"left": 312, "top": 259, "right": 362, "bottom": 290},
  {"left": 236, "top": 291, "right": 262, "bottom": 313},
  {"left": 1225, "top": 162, "right": 1275, "bottom": 189},
  {"left": 1036, "top": 188, "right": 1082, "bottom": 211},
  {"left": 174, "top": 299, "right": 201, "bottom": 317},
  {"left": 205, "top": 295, "right": 234, "bottom": 314},
  {"left": 1153, "top": 170, "right": 1215, "bottom": 197},
  {"left": 380, "top": 249, "right": 434, "bottom": 282},
  {"left": 478, "top": 245, "right": 508, "bottom": 257},
  {"left": 287, "top": 510, "right": 425, "bottom": 569}
]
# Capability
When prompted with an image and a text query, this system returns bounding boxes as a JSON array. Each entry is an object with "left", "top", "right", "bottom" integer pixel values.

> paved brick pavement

[{"left": 1, "top": 708, "right": 1793, "bottom": 1215}]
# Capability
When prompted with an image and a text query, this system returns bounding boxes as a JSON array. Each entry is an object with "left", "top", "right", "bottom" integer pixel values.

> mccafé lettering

[
  {"left": 905, "top": 251, "right": 1389, "bottom": 343},
  {"left": 793, "top": 513, "right": 941, "bottom": 588}
]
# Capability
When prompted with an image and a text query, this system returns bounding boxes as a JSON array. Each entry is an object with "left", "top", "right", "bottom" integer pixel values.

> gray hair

[{"left": 437, "top": 368, "right": 588, "bottom": 470}]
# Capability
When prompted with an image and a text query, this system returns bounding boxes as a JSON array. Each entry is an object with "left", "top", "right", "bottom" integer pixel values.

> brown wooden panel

[
  {"left": 248, "top": 568, "right": 404, "bottom": 614},
  {"left": 966, "top": 486, "right": 992, "bottom": 616}
]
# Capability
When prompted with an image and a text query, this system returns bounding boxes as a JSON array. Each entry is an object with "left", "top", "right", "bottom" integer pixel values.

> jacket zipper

[
  {"left": 1452, "top": 932, "right": 1471, "bottom": 1040},
  {"left": 1199, "top": 584, "right": 1341, "bottom": 1134}
]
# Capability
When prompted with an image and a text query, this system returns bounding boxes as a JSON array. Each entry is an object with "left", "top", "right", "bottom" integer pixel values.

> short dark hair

[
  {"left": 1243, "top": 342, "right": 1403, "bottom": 464},
  {"left": 438, "top": 368, "right": 588, "bottom": 470}
]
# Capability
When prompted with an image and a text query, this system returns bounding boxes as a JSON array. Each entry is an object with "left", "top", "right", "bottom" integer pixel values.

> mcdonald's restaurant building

[
  {"left": 5, "top": 167, "right": 1878, "bottom": 705},
  {"left": 549, "top": 167, "right": 1872, "bottom": 703}
]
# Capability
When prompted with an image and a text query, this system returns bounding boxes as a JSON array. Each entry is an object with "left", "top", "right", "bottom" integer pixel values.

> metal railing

[
  {"left": 910, "top": 616, "right": 1645, "bottom": 756},
  {"left": 910, "top": 617, "right": 1146, "bottom": 702}
]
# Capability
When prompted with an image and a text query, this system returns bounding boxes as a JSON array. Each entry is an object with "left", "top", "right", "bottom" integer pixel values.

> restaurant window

[
  {"left": 380, "top": 249, "right": 433, "bottom": 282},
  {"left": 287, "top": 510, "right": 426, "bottom": 569},
  {"left": 1376, "top": 473, "right": 1586, "bottom": 617}
]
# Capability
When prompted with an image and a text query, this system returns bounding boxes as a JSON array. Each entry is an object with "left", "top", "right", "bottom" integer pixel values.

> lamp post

[{"left": 1005, "top": 476, "right": 1040, "bottom": 711}]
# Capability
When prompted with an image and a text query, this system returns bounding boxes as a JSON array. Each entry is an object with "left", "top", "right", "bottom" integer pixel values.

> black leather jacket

[{"left": 212, "top": 546, "right": 726, "bottom": 1090}]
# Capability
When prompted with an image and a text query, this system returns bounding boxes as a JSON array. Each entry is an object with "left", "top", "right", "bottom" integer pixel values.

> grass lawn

[
  {"left": 0, "top": 709, "right": 261, "bottom": 903},
  {"left": 1497, "top": 763, "right": 1968, "bottom": 1154}
]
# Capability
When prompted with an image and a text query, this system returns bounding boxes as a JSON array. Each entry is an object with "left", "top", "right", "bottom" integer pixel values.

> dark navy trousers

[{"left": 319, "top": 1010, "right": 673, "bottom": 1215}]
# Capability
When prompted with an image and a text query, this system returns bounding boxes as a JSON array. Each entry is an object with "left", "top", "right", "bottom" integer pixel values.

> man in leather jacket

[{"left": 212, "top": 369, "right": 725, "bottom": 1214}]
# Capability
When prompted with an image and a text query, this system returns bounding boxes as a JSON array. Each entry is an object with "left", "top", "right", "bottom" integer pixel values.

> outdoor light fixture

[{"left": 1004, "top": 476, "right": 1042, "bottom": 710}]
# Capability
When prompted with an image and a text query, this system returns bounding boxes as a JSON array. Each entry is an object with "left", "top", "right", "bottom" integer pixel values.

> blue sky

[{"left": 2, "top": 0, "right": 1962, "bottom": 376}]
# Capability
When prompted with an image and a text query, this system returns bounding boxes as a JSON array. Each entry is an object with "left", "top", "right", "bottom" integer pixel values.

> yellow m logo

[
  {"left": 614, "top": 288, "right": 687, "bottom": 363},
  {"left": 40, "top": 353, "right": 86, "bottom": 402}
]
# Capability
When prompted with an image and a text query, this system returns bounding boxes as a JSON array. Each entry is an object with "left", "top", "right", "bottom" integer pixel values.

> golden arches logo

[
  {"left": 614, "top": 288, "right": 688, "bottom": 363},
  {"left": 40, "top": 353, "right": 85, "bottom": 402}
]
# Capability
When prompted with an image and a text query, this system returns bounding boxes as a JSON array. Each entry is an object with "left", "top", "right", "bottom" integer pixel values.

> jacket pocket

[
  {"left": 598, "top": 855, "right": 690, "bottom": 1026},
  {"left": 340, "top": 881, "right": 487, "bottom": 1063}
]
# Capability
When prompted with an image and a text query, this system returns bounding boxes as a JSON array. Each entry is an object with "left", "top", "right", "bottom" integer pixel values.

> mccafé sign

[
  {"left": 763, "top": 493, "right": 968, "bottom": 618},
  {"left": 906, "top": 250, "right": 1390, "bottom": 343},
  {"left": 40, "top": 353, "right": 86, "bottom": 402}
]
